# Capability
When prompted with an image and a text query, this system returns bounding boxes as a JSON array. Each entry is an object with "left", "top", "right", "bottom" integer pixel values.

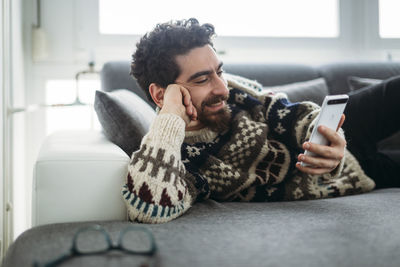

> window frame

[
  {"left": 76, "top": 0, "right": 349, "bottom": 55},
  {"left": 75, "top": 0, "right": 400, "bottom": 61},
  {"left": 364, "top": 0, "right": 400, "bottom": 50}
]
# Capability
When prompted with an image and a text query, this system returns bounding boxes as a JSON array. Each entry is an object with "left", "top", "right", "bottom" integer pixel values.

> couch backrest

[
  {"left": 318, "top": 62, "right": 400, "bottom": 94},
  {"left": 101, "top": 61, "right": 321, "bottom": 106},
  {"left": 101, "top": 60, "right": 400, "bottom": 105},
  {"left": 101, "top": 61, "right": 154, "bottom": 107},
  {"left": 223, "top": 63, "right": 320, "bottom": 86}
]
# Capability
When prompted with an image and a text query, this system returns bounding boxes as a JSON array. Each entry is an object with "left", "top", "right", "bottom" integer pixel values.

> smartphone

[{"left": 301, "top": 94, "right": 349, "bottom": 167}]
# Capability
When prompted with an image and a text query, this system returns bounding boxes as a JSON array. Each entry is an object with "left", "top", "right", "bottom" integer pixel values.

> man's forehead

[{"left": 175, "top": 45, "right": 221, "bottom": 77}]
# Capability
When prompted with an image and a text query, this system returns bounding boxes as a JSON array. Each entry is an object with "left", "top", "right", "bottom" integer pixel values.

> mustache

[{"left": 201, "top": 95, "right": 229, "bottom": 108}]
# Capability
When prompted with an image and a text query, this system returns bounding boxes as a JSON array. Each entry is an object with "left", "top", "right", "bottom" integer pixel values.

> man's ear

[{"left": 149, "top": 83, "right": 165, "bottom": 108}]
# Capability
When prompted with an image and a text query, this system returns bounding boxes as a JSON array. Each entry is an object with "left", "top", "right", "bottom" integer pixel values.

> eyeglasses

[{"left": 33, "top": 224, "right": 157, "bottom": 267}]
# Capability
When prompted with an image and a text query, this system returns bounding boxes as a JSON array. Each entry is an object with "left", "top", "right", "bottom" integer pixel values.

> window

[
  {"left": 379, "top": 0, "right": 400, "bottom": 38},
  {"left": 99, "top": 0, "right": 339, "bottom": 38},
  {"left": 45, "top": 80, "right": 101, "bottom": 135}
]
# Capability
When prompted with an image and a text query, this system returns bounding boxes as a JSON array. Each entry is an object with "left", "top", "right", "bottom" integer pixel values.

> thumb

[{"left": 336, "top": 114, "right": 345, "bottom": 131}]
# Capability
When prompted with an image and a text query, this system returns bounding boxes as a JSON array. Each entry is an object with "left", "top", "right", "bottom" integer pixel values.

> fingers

[
  {"left": 180, "top": 86, "right": 197, "bottom": 121},
  {"left": 317, "top": 125, "right": 346, "bottom": 147},
  {"left": 298, "top": 153, "right": 340, "bottom": 169},
  {"left": 161, "top": 84, "right": 197, "bottom": 124},
  {"left": 297, "top": 124, "right": 346, "bottom": 175},
  {"left": 191, "top": 105, "right": 198, "bottom": 120},
  {"left": 336, "top": 114, "right": 346, "bottom": 131},
  {"left": 302, "top": 142, "right": 344, "bottom": 162},
  {"left": 295, "top": 162, "right": 336, "bottom": 175},
  {"left": 178, "top": 85, "right": 197, "bottom": 121},
  {"left": 180, "top": 85, "right": 191, "bottom": 107}
]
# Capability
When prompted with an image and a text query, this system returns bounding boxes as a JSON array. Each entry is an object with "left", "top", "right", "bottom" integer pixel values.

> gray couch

[
  {"left": 2, "top": 61, "right": 400, "bottom": 267},
  {"left": 101, "top": 61, "right": 400, "bottom": 162}
]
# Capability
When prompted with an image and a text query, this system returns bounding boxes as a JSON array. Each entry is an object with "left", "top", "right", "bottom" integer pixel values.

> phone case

[{"left": 301, "top": 94, "right": 349, "bottom": 167}]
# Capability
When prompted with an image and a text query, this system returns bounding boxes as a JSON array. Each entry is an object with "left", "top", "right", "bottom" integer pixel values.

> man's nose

[{"left": 212, "top": 74, "right": 229, "bottom": 95}]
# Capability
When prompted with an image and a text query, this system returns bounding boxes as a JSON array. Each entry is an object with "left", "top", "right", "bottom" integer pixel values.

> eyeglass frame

[{"left": 33, "top": 224, "right": 157, "bottom": 267}]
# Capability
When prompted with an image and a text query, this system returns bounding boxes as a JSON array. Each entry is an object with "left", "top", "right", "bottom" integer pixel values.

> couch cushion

[
  {"left": 264, "top": 77, "right": 329, "bottom": 105},
  {"left": 3, "top": 189, "right": 400, "bottom": 267},
  {"left": 318, "top": 62, "right": 400, "bottom": 94},
  {"left": 347, "top": 76, "right": 382, "bottom": 91},
  {"left": 101, "top": 61, "right": 156, "bottom": 108},
  {"left": 344, "top": 76, "right": 400, "bottom": 163},
  {"left": 94, "top": 89, "right": 156, "bottom": 157}
]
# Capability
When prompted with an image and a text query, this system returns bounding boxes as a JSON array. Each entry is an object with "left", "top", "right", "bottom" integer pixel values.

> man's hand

[
  {"left": 159, "top": 84, "right": 197, "bottom": 125},
  {"left": 296, "top": 114, "right": 346, "bottom": 175}
]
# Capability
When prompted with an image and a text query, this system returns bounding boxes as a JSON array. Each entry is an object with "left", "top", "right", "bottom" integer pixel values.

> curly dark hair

[{"left": 130, "top": 18, "right": 216, "bottom": 101}]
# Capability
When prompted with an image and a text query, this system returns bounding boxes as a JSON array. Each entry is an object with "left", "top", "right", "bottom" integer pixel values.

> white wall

[
  {"left": 1, "top": 0, "right": 4, "bottom": 258},
  {"left": 1, "top": 0, "right": 14, "bottom": 258},
  {"left": 26, "top": 0, "right": 400, "bottom": 65},
  {"left": 11, "top": 0, "right": 27, "bottom": 241},
  {"left": 1, "top": 0, "right": 27, "bottom": 252}
]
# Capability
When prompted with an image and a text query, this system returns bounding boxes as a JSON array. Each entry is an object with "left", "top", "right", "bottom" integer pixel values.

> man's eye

[
  {"left": 195, "top": 79, "right": 208, "bottom": 84},
  {"left": 217, "top": 70, "right": 224, "bottom": 76}
]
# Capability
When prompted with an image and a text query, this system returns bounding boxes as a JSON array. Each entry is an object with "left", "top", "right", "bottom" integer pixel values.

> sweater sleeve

[{"left": 121, "top": 113, "right": 198, "bottom": 223}]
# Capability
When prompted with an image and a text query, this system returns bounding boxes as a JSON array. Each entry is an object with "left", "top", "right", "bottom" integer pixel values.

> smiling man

[
  {"left": 155, "top": 46, "right": 231, "bottom": 133},
  {"left": 122, "top": 18, "right": 399, "bottom": 224}
]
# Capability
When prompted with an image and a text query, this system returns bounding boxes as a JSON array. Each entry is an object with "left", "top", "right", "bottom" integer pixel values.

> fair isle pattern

[
  {"left": 122, "top": 142, "right": 192, "bottom": 223},
  {"left": 281, "top": 150, "right": 375, "bottom": 201},
  {"left": 122, "top": 114, "right": 195, "bottom": 223},
  {"left": 222, "top": 114, "right": 266, "bottom": 169},
  {"left": 122, "top": 184, "right": 188, "bottom": 223},
  {"left": 122, "top": 74, "right": 376, "bottom": 224},
  {"left": 180, "top": 87, "right": 306, "bottom": 201}
]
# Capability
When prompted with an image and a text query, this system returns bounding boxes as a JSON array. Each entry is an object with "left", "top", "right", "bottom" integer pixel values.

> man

[{"left": 122, "top": 18, "right": 399, "bottom": 223}]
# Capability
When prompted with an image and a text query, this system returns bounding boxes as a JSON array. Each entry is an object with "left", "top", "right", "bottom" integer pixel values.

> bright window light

[
  {"left": 45, "top": 79, "right": 101, "bottom": 135},
  {"left": 379, "top": 0, "right": 400, "bottom": 38},
  {"left": 45, "top": 80, "right": 76, "bottom": 104},
  {"left": 99, "top": 0, "right": 339, "bottom": 38}
]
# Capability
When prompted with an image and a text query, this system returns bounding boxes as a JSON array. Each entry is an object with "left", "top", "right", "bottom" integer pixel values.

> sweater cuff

[
  {"left": 329, "top": 153, "right": 345, "bottom": 178},
  {"left": 145, "top": 113, "right": 186, "bottom": 150}
]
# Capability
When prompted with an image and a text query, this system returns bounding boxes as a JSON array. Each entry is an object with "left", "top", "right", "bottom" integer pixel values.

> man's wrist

[
  {"left": 159, "top": 106, "right": 189, "bottom": 125},
  {"left": 146, "top": 113, "right": 186, "bottom": 150}
]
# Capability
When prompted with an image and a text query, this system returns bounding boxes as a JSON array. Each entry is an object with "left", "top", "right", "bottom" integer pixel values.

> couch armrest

[{"left": 32, "top": 130, "right": 130, "bottom": 226}]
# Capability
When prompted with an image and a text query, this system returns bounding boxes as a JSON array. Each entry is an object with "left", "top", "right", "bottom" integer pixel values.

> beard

[{"left": 197, "top": 94, "right": 231, "bottom": 133}]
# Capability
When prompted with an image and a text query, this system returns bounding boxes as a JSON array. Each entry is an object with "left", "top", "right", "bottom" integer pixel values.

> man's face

[{"left": 175, "top": 45, "right": 231, "bottom": 132}]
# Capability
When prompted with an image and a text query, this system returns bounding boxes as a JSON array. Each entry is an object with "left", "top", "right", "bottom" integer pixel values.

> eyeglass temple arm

[{"left": 34, "top": 252, "right": 73, "bottom": 267}]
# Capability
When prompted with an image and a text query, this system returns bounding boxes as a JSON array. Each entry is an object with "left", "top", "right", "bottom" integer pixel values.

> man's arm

[
  {"left": 122, "top": 84, "right": 200, "bottom": 223},
  {"left": 225, "top": 73, "right": 346, "bottom": 176}
]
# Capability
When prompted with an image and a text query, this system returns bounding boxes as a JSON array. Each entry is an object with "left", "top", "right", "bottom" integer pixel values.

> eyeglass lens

[
  {"left": 74, "top": 228, "right": 110, "bottom": 253},
  {"left": 120, "top": 229, "right": 154, "bottom": 253}
]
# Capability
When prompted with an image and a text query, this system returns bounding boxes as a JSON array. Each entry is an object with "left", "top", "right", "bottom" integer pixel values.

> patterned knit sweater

[{"left": 122, "top": 74, "right": 375, "bottom": 223}]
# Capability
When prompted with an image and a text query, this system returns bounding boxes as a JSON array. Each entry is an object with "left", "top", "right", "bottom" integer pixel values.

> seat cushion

[{"left": 5, "top": 189, "right": 400, "bottom": 267}]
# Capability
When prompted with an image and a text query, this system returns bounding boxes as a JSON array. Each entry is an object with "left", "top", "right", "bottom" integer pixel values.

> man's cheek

[{"left": 192, "top": 101, "right": 203, "bottom": 113}]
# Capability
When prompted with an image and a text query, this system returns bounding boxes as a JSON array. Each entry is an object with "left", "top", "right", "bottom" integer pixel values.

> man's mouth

[
  {"left": 202, "top": 95, "right": 229, "bottom": 111},
  {"left": 208, "top": 101, "right": 224, "bottom": 107},
  {"left": 204, "top": 100, "right": 226, "bottom": 113}
]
